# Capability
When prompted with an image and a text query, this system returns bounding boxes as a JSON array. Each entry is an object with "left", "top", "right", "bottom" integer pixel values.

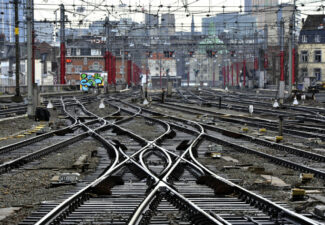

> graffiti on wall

[{"left": 80, "top": 73, "right": 103, "bottom": 91}]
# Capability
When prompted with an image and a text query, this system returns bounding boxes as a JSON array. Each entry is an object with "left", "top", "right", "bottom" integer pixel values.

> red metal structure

[
  {"left": 105, "top": 51, "right": 111, "bottom": 84},
  {"left": 222, "top": 66, "right": 226, "bottom": 87},
  {"left": 264, "top": 53, "right": 268, "bottom": 69},
  {"left": 231, "top": 64, "right": 233, "bottom": 86},
  {"left": 112, "top": 55, "right": 116, "bottom": 84},
  {"left": 132, "top": 63, "right": 136, "bottom": 84},
  {"left": 60, "top": 42, "right": 66, "bottom": 84},
  {"left": 243, "top": 59, "right": 246, "bottom": 87},
  {"left": 236, "top": 62, "right": 239, "bottom": 86},
  {"left": 254, "top": 57, "right": 258, "bottom": 70},
  {"left": 226, "top": 65, "right": 229, "bottom": 85},
  {"left": 127, "top": 60, "right": 132, "bottom": 86}
]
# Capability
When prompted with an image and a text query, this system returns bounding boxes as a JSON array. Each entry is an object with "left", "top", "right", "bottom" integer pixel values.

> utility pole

[
  {"left": 288, "top": 17, "right": 293, "bottom": 95},
  {"left": 263, "top": 24, "right": 268, "bottom": 89},
  {"left": 27, "top": 0, "right": 34, "bottom": 116},
  {"left": 121, "top": 37, "right": 125, "bottom": 84},
  {"left": 60, "top": 4, "right": 66, "bottom": 84},
  {"left": 12, "top": 0, "right": 22, "bottom": 102},
  {"left": 32, "top": 0, "right": 35, "bottom": 84},
  {"left": 243, "top": 36, "right": 246, "bottom": 88},
  {"left": 254, "top": 30, "right": 258, "bottom": 88},
  {"left": 279, "top": 18, "right": 285, "bottom": 104},
  {"left": 105, "top": 16, "right": 111, "bottom": 85},
  {"left": 289, "top": 0, "right": 297, "bottom": 94}
]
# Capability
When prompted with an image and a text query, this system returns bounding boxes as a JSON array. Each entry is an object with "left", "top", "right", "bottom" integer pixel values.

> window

[
  {"left": 92, "top": 62, "right": 99, "bottom": 70},
  {"left": 71, "top": 48, "right": 77, "bottom": 56},
  {"left": 314, "top": 68, "right": 321, "bottom": 81},
  {"left": 164, "top": 51, "right": 174, "bottom": 58},
  {"left": 315, "top": 35, "right": 321, "bottom": 43},
  {"left": 75, "top": 65, "right": 82, "bottom": 73},
  {"left": 42, "top": 61, "right": 47, "bottom": 75},
  {"left": 91, "top": 49, "right": 101, "bottom": 56},
  {"left": 66, "top": 48, "right": 71, "bottom": 56},
  {"left": 301, "top": 68, "right": 308, "bottom": 77},
  {"left": 315, "top": 50, "right": 322, "bottom": 62},
  {"left": 301, "top": 51, "right": 308, "bottom": 62},
  {"left": 302, "top": 35, "right": 307, "bottom": 43},
  {"left": 67, "top": 64, "right": 73, "bottom": 73},
  {"left": 80, "top": 48, "right": 91, "bottom": 56}
]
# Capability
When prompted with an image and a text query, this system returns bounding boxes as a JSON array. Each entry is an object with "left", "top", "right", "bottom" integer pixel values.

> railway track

[
  {"left": 0, "top": 96, "right": 120, "bottom": 175},
  {"left": 173, "top": 90, "right": 325, "bottom": 140},
  {"left": 1, "top": 94, "right": 320, "bottom": 224},
  {"left": 0, "top": 103, "right": 27, "bottom": 117},
  {"left": 191, "top": 89, "right": 325, "bottom": 122}
]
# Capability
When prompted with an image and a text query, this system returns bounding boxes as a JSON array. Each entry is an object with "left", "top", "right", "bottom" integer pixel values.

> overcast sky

[{"left": 33, "top": 0, "right": 318, "bottom": 32}]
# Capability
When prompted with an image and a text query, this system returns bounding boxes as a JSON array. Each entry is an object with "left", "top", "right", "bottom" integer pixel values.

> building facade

[
  {"left": 245, "top": 0, "right": 253, "bottom": 12},
  {"left": 298, "top": 15, "right": 325, "bottom": 86}
]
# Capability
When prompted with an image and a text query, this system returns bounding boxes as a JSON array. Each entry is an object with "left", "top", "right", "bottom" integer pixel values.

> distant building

[
  {"left": 0, "top": 42, "right": 56, "bottom": 86},
  {"left": 34, "top": 22, "right": 54, "bottom": 43},
  {"left": 251, "top": 0, "right": 278, "bottom": 9},
  {"left": 0, "top": 0, "right": 26, "bottom": 42},
  {"left": 160, "top": 14, "right": 175, "bottom": 35},
  {"left": 202, "top": 13, "right": 257, "bottom": 37},
  {"left": 145, "top": 14, "right": 159, "bottom": 27},
  {"left": 245, "top": 0, "right": 252, "bottom": 12},
  {"left": 89, "top": 21, "right": 106, "bottom": 36},
  {"left": 298, "top": 15, "right": 325, "bottom": 88}
]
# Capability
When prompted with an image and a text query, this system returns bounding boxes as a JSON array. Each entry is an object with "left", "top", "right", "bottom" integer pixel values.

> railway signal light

[
  {"left": 146, "top": 51, "right": 152, "bottom": 57},
  {"left": 206, "top": 50, "right": 217, "bottom": 58},
  {"left": 164, "top": 51, "right": 174, "bottom": 58}
]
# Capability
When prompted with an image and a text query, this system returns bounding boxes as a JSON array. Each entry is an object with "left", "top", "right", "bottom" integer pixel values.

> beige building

[
  {"left": 298, "top": 15, "right": 325, "bottom": 88},
  {"left": 148, "top": 53, "right": 177, "bottom": 77},
  {"left": 188, "top": 53, "right": 220, "bottom": 86}
]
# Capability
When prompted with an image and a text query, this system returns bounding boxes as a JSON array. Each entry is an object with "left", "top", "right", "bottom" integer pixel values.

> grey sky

[{"left": 34, "top": 0, "right": 318, "bottom": 32}]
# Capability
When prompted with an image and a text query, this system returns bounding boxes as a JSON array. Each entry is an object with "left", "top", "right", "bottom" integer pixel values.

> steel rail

[
  {"left": 202, "top": 88, "right": 325, "bottom": 119},
  {"left": 111, "top": 100, "right": 205, "bottom": 175},
  {"left": 34, "top": 98, "right": 122, "bottom": 225},
  {"left": 78, "top": 99, "right": 220, "bottom": 224},
  {"left": 0, "top": 97, "right": 121, "bottom": 155},
  {"left": 135, "top": 105, "right": 321, "bottom": 225},
  {"left": 109, "top": 101, "right": 222, "bottom": 225},
  {"left": 146, "top": 104, "right": 325, "bottom": 179},
  {"left": 161, "top": 100, "right": 325, "bottom": 140},
  {"left": 156, "top": 102, "right": 325, "bottom": 162},
  {"left": 35, "top": 96, "right": 170, "bottom": 224},
  {"left": 0, "top": 99, "right": 122, "bottom": 174}
]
